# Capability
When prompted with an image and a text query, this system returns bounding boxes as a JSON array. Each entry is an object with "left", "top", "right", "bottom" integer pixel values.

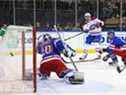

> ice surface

[
  {"left": 37, "top": 57, "right": 126, "bottom": 95},
  {"left": 0, "top": 44, "right": 126, "bottom": 95},
  {"left": 0, "top": 45, "right": 34, "bottom": 95}
]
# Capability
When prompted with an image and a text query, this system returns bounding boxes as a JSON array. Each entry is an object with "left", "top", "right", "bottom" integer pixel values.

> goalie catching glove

[{"left": 63, "top": 44, "right": 76, "bottom": 58}]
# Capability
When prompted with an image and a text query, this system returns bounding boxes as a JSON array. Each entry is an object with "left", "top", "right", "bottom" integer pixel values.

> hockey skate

[
  {"left": 37, "top": 72, "right": 48, "bottom": 80},
  {"left": 103, "top": 55, "right": 110, "bottom": 61},
  {"left": 122, "top": 58, "right": 126, "bottom": 66},
  {"left": 117, "top": 66, "right": 123, "bottom": 73},
  {"left": 64, "top": 71, "right": 84, "bottom": 84},
  {"left": 116, "top": 64, "right": 126, "bottom": 73}
]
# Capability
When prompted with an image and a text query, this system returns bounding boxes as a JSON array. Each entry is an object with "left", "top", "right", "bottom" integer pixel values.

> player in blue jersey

[
  {"left": 37, "top": 33, "right": 83, "bottom": 84},
  {"left": 101, "top": 31, "right": 126, "bottom": 72}
]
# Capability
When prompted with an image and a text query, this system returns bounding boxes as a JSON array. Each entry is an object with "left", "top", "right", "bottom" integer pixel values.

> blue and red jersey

[
  {"left": 107, "top": 36, "right": 126, "bottom": 58},
  {"left": 109, "top": 36, "right": 126, "bottom": 48},
  {"left": 37, "top": 38, "right": 65, "bottom": 59}
]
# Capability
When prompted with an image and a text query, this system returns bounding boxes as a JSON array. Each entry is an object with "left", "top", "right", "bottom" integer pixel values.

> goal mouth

[{"left": 3, "top": 25, "right": 37, "bottom": 93}]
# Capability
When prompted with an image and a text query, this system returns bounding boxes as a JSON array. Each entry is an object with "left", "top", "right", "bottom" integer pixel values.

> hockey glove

[
  {"left": 102, "top": 47, "right": 113, "bottom": 54},
  {"left": 63, "top": 49, "right": 76, "bottom": 58}
]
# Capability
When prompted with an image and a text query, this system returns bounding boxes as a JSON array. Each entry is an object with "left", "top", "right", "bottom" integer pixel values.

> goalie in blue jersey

[{"left": 37, "top": 33, "right": 84, "bottom": 84}]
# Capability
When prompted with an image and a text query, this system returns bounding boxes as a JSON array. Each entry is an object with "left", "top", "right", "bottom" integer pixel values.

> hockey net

[{"left": 0, "top": 25, "right": 37, "bottom": 93}]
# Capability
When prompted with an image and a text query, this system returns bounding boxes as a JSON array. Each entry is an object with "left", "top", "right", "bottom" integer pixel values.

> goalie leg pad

[{"left": 64, "top": 71, "right": 84, "bottom": 84}]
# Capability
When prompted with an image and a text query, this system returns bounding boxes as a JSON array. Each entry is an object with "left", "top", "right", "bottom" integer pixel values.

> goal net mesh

[{"left": 0, "top": 25, "right": 35, "bottom": 93}]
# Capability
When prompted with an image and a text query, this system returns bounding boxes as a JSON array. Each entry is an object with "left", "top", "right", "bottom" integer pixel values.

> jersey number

[{"left": 44, "top": 45, "right": 52, "bottom": 54}]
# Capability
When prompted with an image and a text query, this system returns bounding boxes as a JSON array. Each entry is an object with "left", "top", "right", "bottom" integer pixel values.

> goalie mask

[
  {"left": 43, "top": 33, "right": 52, "bottom": 41},
  {"left": 38, "top": 33, "right": 52, "bottom": 42}
]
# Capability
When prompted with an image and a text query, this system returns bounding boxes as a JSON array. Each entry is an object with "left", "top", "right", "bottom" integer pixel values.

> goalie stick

[
  {"left": 113, "top": 62, "right": 124, "bottom": 73},
  {"left": 63, "top": 55, "right": 101, "bottom": 64},
  {"left": 64, "top": 32, "right": 84, "bottom": 41},
  {"left": 54, "top": 25, "right": 78, "bottom": 71},
  {"left": 54, "top": 25, "right": 84, "bottom": 84}
]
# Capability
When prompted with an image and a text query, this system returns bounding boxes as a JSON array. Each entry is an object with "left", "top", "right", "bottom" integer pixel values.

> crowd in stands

[{"left": 0, "top": 0, "right": 126, "bottom": 31}]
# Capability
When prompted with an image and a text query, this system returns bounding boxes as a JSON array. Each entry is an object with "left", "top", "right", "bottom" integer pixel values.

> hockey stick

[
  {"left": 54, "top": 25, "right": 78, "bottom": 71},
  {"left": 64, "top": 32, "right": 84, "bottom": 41},
  {"left": 117, "top": 65, "right": 126, "bottom": 73},
  {"left": 64, "top": 55, "right": 101, "bottom": 64}
]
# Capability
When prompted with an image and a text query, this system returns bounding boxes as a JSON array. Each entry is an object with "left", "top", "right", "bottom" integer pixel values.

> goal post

[
  {"left": 7, "top": 25, "right": 37, "bottom": 93},
  {"left": 32, "top": 27, "right": 37, "bottom": 93},
  {"left": 21, "top": 31, "right": 25, "bottom": 80}
]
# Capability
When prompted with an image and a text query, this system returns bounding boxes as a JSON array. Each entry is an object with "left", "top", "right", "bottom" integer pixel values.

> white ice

[
  {"left": 0, "top": 44, "right": 126, "bottom": 95},
  {"left": 37, "top": 55, "right": 126, "bottom": 95},
  {"left": 0, "top": 43, "right": 33, "bottom": 95}
]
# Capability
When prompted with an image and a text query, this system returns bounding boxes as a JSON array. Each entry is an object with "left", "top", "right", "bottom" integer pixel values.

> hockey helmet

[
  {"left": 43, "top": 33, "right": 52, "bottom": 41},
  {"left": 107, "top": 31, "right": 115, "bottom": 39},
  {"left": 107, "top": 31, "right": 115, "bottom": 36},
  {"left": 84, "top": 12, "right": 91, "bottom": 21},
  {"left": 84, "top": 12, "right": 91, "bottom": 17},
  {"left": 38, "top": 33, "right": 52, "bottom": 42}
]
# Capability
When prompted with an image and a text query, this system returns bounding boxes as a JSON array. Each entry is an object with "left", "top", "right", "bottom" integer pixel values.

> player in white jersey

[
  {"left": 80, "top": 13, "right": 104, "bottom": 59},
  {"left": 83, "top": 12, "right": 104, "bottom": 44}
]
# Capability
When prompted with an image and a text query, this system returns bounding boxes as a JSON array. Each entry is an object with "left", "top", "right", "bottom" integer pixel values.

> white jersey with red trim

[{"left": 83, "top": 18, "right": 104, "bottom": 36}]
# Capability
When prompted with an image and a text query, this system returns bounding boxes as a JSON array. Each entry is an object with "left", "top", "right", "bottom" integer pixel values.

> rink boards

[
  {"left": 23, "top": 31, "right": 126, "bottom": 52},
  {"left": 1, "top": 31, "right": 126, "bottom": 56}
]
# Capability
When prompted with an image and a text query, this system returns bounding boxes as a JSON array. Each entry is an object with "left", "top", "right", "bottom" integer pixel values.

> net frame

[{"left": 7, "top": 25, "right": 37, "bottom": 93}]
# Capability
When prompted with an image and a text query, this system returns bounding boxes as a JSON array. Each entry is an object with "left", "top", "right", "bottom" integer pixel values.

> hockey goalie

[{"left": 37, "top": 33, "right": 84, "bottom": 84}]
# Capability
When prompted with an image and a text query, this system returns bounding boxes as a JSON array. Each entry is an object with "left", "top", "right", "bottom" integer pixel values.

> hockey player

[
  {"left": 0, "top": 24, "right": 7, "bottom": 40},
  {"left": 101, "top": 31, "right": 126, "bottom": 73},
  {"left": 0, "top": 24, "right": 14, "bottom": 56},
  {"left": 80, "top": 12, "right": 104, "bottom": 59},
  {"left": 82, "top": 12, "right": 104, "bottom": 44},
  {"left": 37, "top": 33, "right": 84, "bottom": 84}
]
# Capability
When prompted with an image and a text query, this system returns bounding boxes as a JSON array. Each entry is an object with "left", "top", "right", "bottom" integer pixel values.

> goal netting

[{"left": 0, "top": 25, "right": 37, "bottom": 93}]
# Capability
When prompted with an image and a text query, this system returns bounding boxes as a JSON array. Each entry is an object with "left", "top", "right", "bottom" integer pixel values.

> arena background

[
  {"left": 0, "top": 0, "right": 126, "bottom": 55},
  {"left": 0, "top": 0, "right": 126, "bottom": 95},
  {"left": 0, "top": 0, "right": 125, "bottom": 31}
]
